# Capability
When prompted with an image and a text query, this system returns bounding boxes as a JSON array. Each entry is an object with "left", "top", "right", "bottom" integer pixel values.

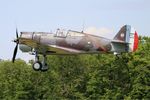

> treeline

[{"left": 0, "top": 37, "right": 150, "bottom": 99}]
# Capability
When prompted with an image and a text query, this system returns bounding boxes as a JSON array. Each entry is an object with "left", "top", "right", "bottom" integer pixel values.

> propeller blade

[
  {"left": 12, "top": 28, "right": 20, "bottom": 63},
  {"left": 16, "top": 28, "right": 18, "bottom": 38},
  {"left": 12, "top": 43, "right": 18, "bottom": 63}
]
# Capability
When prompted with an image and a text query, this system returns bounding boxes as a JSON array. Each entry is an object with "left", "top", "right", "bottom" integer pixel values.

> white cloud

[{"left": 85, "top": 27, "right": 114, "bottom": 39}]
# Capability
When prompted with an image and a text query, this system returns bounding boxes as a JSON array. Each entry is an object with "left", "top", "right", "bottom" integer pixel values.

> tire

[{"left": 32, "top": 61, "right": 42, "bottom": 71}]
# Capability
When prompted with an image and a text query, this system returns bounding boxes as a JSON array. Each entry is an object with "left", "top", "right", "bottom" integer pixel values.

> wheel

[{"left": 32, "top": 61, "right": 42, "bottom": 71}]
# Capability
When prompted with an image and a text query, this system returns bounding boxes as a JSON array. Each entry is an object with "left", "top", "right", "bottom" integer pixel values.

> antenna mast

[{"left": 82, "top": 20, "right": 85, "bottom": 33}]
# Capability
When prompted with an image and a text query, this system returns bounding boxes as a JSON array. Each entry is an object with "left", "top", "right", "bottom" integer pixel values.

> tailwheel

[
  {"left": 116, "top": 54, "right": 121, "bottom": 60},
  {"left": 32, "top": 61, "right": 42, "bottom": 71}
]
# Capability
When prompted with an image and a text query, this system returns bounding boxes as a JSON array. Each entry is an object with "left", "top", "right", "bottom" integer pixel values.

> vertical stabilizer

[{"left": 112, "top": 25, "right": 139, "bottom": 53}]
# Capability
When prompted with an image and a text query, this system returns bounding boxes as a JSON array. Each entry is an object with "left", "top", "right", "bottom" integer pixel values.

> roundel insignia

[
  {"left": 120, "top": 33, "right": 125, "bottom": 38},
  {"left": 88, "top": 41, "right": 91, "bottom": 44}
]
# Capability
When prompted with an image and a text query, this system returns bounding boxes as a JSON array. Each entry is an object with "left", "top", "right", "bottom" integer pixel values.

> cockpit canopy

[
  {"left": 54, "top": 29, "right": 67, "bottom": 37},
  {"left": 54, "top": 28, "right": 85, "bottom": 38}
]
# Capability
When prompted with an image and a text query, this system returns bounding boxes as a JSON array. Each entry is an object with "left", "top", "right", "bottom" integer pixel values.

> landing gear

[
  {"left": 32, "top": 52, "right": 48, "bottom": 72},
  {"left": 41, "top": 55, "right": 48, "bottom": 72}
]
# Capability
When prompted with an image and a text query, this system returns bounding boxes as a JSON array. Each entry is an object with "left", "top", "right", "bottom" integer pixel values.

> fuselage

[{"left": 19, "top": 30, "right": 112, "bottom": 54}]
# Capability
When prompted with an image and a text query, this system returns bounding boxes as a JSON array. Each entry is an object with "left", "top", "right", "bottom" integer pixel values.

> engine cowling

[{"left": 19, "top": 44, "right": 32, "bottom": 52}]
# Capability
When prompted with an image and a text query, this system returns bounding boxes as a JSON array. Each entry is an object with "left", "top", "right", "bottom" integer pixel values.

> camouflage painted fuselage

[{"left": 19, "top": 30, "right": 112, "bottom": 55}]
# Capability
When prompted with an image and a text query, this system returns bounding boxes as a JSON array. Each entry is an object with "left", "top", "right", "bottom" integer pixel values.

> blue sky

[{"left": 0, "top": 0, "right": 150, "bottom": 61}]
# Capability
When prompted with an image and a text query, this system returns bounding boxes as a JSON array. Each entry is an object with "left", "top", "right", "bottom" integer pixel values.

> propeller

[{"left": 12, "top": 28, "right": 19, "bottom": 63}]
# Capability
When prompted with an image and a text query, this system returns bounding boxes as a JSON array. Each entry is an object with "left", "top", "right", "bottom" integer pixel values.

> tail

[{"left": 111, "top": 25, "right": 139, "bottom": 53}]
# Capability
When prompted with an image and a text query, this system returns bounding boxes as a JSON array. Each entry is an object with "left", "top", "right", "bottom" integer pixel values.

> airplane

[{"left": 12, "top": 25, "right": 139, "bottom": 71}]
